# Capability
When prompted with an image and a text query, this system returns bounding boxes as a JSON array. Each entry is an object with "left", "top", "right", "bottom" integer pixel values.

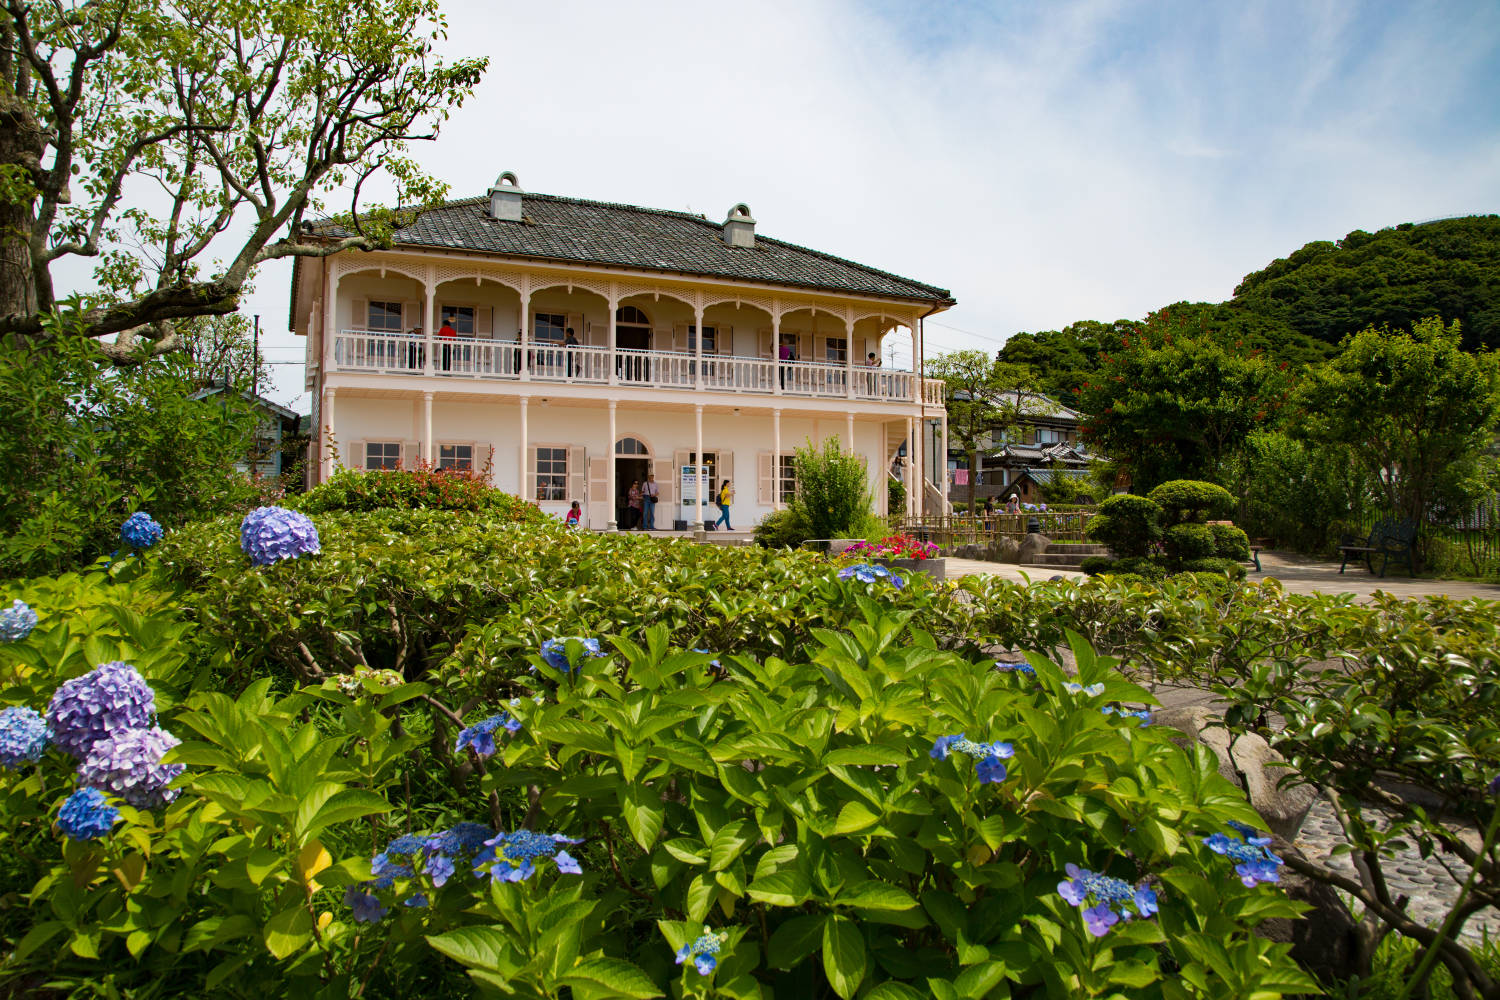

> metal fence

[
  {"left": 889, "top": 509, "right": 1097, "bottom": 547},
  {"left": 1353, "top": 499, "right": 1500, "bottom": 576}
]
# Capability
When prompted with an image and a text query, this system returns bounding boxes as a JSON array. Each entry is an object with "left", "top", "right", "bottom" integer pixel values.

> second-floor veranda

[{"left": 309, "top": 254, "right": 944, "bottom": 408}]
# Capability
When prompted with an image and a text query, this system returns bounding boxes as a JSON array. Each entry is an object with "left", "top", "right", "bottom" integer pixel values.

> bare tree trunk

[{"left": 0, "top": 53, "right": 42, "bottom": 325}]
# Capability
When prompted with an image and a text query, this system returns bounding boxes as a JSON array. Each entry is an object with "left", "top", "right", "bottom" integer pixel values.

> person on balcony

[
  {"left": 642, "top": 472, "right": 660, "bottom": 530},
  {"left": 714, "top": 480, "right": 734, "bottom": 531},
  {"left": 864, "top": 351, "right": 880, "bottom": 395},
  {"left": 564, "top": 327, "right": 580, "bottom": 377},
  {"left": 438, "top": 314, "right": 457, "bottom": 372}
]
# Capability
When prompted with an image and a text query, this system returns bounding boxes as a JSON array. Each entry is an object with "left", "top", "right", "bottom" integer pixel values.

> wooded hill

[{"left": 1000, "top": 214, "right": 1500, "bottom": 403}]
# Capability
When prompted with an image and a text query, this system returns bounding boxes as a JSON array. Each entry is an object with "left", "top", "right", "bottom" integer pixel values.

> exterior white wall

[{"left": 329, "top": 397, "right": 892, "bottom": 531}]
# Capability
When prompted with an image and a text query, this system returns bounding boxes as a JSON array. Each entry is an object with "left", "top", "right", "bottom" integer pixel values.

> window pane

[
  {"left": 779, "top": 455, "right": 797, "bottom": 503},
  {"left": 535, "top": 446, "right": 567, "bottom": 500},
  {"left": 825, "top": 337, "right": 847, "bottom": 362},
  {"left": 688, "top": 325, "right": 716, "bottom": 353},
  {"left": 534, "top": 313, "right": 566, "bottom": 344},
  {"left": 439, "top": 444, "right": 473, "bottom": 470},
  {"left": 369, "top": 301, "right": 403, "bottom": 332},
  {"left": 367, "top": 441, "right": 401, "bottom": 470},
  {"left": 439, "top": 306, "right": 476, "bottom": 335}
]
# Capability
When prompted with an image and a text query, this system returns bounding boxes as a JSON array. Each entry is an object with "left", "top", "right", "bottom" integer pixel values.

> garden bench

[{"left": 1338, "top": 518, "right": 1418, "bottom": 577}]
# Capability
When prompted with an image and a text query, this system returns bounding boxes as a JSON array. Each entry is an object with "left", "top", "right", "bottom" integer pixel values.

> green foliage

[
  {"left": 1086, "top": 494, "right": 1163, "bottom": 559},
  {"left": 1294, "top": 317, "right": 1500, "bottom": 561},
  {"left": 752, "top": 509, "right": 812, "bottom": 549},
  {"left": 1233, "top": 216, "right": 1500, "bottom": 352},
  {"left": 1226, "top": 429, "right": 1378, "bottom": 553},
  {"left": 787, "top": 438, "right": 873, "bottom": 541},
  {"left": 293, "top": 466, "right": 548, "bottom": 521},
  {"left": 1179, "top": 559, "right": 1247, "bottom": 581},
  {"left": 926, "top": 350, "right": 1035, "bottom": 510},
  {"left": 0, "top": 325, "right": 262, "bottom": 578},
  {"left": 1148, "top": 481, "right": 1236, "bottom": 525},
  {"left": 886, "top": 477, "right": 906, "bottom": 516},
  {"left": 1163, "top": 524, "right": 1215, "bottom": 562},
  {"left": 1207, "top": 524, "right": 1251, "bottom": 561}
]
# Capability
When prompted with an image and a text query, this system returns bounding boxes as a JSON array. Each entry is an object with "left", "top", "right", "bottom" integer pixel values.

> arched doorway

[
  {"left": 615, "top": 436, "right": 651, "bottom": 529},
  {"left": 617, "top": 306, "right": 651, "bottom": 381}
]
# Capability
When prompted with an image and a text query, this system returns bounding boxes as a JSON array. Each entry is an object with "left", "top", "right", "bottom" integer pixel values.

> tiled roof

[{"left": 316, "top": 193, "right": 954, "bottom": 305}]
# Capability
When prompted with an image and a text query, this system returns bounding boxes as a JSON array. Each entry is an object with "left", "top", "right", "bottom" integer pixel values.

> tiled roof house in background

[{"left": 289, "top": 173, "right": 954, "bottom": 528}]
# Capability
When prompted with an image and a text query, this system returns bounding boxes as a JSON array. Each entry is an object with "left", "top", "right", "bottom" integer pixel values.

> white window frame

[
  {"left": 366, "top": 441, "right": 402, "bottom": 470},
  {"left": 825, "top": 336, "right": 848, "bottom": 363},
  {"left": 778, "top": 453, "right": 797, "bottom": 504},
  {"left": 535, "top": 444, "right": 568, "bottom": 501},
  {"left": 367, "top": 300, "right": 403, "bottom": 333},
  {"left": 534, "top": 312, "right": 567, "bottom": 345},
  {"left": 438, "top": 304, "right": 477, "bottom": 336},
  {"left": 687, "top": 325, "right": 717, "bottom": 353},
  {"left": 438, "top": 443, "right": 474, "bottom": 471}
]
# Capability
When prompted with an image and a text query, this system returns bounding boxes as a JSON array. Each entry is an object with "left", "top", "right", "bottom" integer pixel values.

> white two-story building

[{"left": 289, "top": 174, "right": 954, "bottom": 528}]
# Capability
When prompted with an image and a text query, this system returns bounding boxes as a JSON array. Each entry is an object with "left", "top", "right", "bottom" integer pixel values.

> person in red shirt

[{"left": 438, "top": 314, "right": 457, "bottom": 371}]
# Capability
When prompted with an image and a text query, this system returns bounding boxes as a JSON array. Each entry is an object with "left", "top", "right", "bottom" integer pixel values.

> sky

[{"left": 242, "top": 0, "right": 1500, "bottom": 409}]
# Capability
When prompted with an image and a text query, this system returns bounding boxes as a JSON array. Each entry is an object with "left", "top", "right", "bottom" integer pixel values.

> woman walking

[
  {"left": 714, "top": 480, "right": 734, "bottom": 531},
  {"left": 626, "top": 480, "right": 643, "bottom": 530}
]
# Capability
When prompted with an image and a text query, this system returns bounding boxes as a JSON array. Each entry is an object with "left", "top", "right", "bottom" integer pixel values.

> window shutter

[
  {"left": 758, "top": 328, "right": 773, "bottom": 358},
  {"left": 672, "top": 323, "right": 687, "bottom": 353},
  {"left": 477, "top": 308, "right": 493, "bottom": 337},
  {"left": 652, "top": 459, "right": 673, "bottom": 507},
  {"left": 353, "top": 299, "right": 367, "bottom": 332},
  {"left": 568, "top": 446, "right": 586, "bottom": 503},
  {"left": 588, "top": 456, "right": 608, "bottom": 503},
  {"left": 717, "top": 324, "right": 733, "bottom": 355},
  {"left": 798, "top": 333, "right": 812, "bottom": 362},
  {"left": 566, "top": 313, "right": 583, "bottom": 342},
  {"left": 349, "top": 440, "right": 365, "bottom": 471},
  {"left": 719, "top": 450, "right": 734, "bottom": 493},
  {"left": 526, "top": 444, "right": 538, "bottom": 502},
  {"left": 671, "top": 449, "right": 690, "bottom": 506},
  {"left": 757, "top": 451, "right": 773, "bottom": 504},
  {"left": 402, "top": 439, "right": 420, "bottom": 470},
  {"left": 402, "top": 301, "right": 420, "bottom": 332}
]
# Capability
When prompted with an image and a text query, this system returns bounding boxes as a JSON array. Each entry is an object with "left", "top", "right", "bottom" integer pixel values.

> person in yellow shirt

[{"left": 713, "top": 480, "right": 734, "bottom": 530}]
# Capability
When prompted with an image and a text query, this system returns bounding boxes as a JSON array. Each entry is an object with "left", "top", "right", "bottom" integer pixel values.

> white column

[
  {"left": 846, "top": 412, "right": 854, "bottom": 454},
  {"left": 607, "top": 401, "right": 618, "bottom": 530},
  {"left": 773, "top": 408, "right": 782, "bottom": 512},
  {"left": 518, "top": 292, "right": 532, "bottom": 381},
  {"left": 607, "top": 290, "right": 619, "bottom": 386},
  {"left": 940, "top": 413, "right": 950, "bottom": 513},
  {"left": 423, "top": 268, "right": 436, "bottom": 376},
  {"left": 772, "top": 313, "right": 783, "bottom": 397},
  {"left": 694, "top": 306, "right": 705, "bottom": 390},
  {"left": 906, "top": 415, "right": 917, "bottom": 518},
  {"left": 695, "top": 404, "right": 705, "bottom": 529},
  {"left": 321, "top": 388, "right": 336, "bottom": 483},
  {"left": 844, "top": 315, "right": 855, "bottom": 399},
  {"left": 422, "top": 391, "right": 434, "bottom": 464},
  {"left": 322, "top": 262, "right": 338, "bottom": 378},
  {"left": 518, "top": 397, "right": 529, "bottom": 501}
]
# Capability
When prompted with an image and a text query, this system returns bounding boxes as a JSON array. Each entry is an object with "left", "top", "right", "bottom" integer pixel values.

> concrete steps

[{"left": 1022, "top": 541, "right": 1108, "bottom": 569}]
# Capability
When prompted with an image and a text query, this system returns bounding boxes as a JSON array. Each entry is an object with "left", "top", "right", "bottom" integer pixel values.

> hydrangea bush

[
  {"left": 119, "top": 511, "right": 164, "bottom": 550},
  {"left": 0, "top": 598, "right": 38, "bottom": 641},
  {"left": 239, "top": 505, "right": 321, "bottom": 565}
]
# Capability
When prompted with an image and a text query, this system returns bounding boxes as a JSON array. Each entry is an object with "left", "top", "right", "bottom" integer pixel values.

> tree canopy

[
  {"left": 925, "top": 349, "right": 1034, "bottom": 509},
  {"left": 0, "top": 0, "right": 487, "bottom": 361}
]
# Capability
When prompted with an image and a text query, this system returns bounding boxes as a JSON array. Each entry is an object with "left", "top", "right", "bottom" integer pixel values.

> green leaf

[
  {"left": 747, "top": 869, "right": 812, "bottom": 907},
  {"left": 822, "top": 914, "right": 867, "bottom": 999},
  {"left": 708, "top": 821, "right": 756, "bottom": 872},
  {"left": 620, "top": 785, "right": 665, "bottom": 850},
  {"left": 559, "top": 958, "right": 664, "bottom": 999},
  {"left": 833, "top": 800, "right": 881, "bottom": 835},
  {"left": 426, "top": 925, "right": 515, "bottom": 970},
  {"left": 864, "top": 984, "right": 925, "bottom": 1000},
  {"left": 299, "top": 788, "right": 391, "bottom": 840},
  {"left": 262, "top": 905, "right": 312, "bottom": 960},
  {"left": 823, "top": 744, "right": 908, "bottom": 766},
  {"left": 767, "top": 913, "right": 825, "bottom": 969},
  {"left": 837, "top": 882, "right": 918, "bottom": 912},
  {"left": 954, "top": 960, "right": 1006, "bottom": 997}
]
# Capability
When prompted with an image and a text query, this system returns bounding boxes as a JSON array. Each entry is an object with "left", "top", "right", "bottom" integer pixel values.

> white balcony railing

[{"left": 332, "top": 330, "right": 942, "bottom": 404}]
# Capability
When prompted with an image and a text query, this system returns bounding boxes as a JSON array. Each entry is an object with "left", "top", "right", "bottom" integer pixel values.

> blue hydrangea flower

[
  {"left": 1490, "top": 775, "right": 1500, "bottom": 795},
  {"left": 693, "top": 648, "right": 723, "bottom": 668},
  {"left": 482, "top": 830, "right": 584, "bottom": 882},
  {"left": 57, "top": 787, "right": 120, "bottom": 841},
  {"left": 0, "top": 706, "right": 50, "bottom": 768},
  {"left": 995, "top": 660, "right": 1035, "bottom": 676},
  {"left": 76, "top": 725, "right": 185, "bottom": 808},
  {"left": 424, "top": 852, "right": 455, "bottom": 887},
  {"left": 539, "top": 637, "right": 604, "bottom": 673},
  {"left": 0, "top": 600, "right": 37, "bottom": 642},
  {"left": 675, "top": 929, "right": 728, "bottom": 976},
  {"left": 930, "top": 733, "right": 1014, "bottom": 784},
  {"left": 837, "top": 563, "right": 906, "bottom": 588},
  {"left": 46, "top": 661, "right": 156, "bottom": 759},
  {"left": 1057, "top": 862, "right": 1156, "bottom": 937},
  {"left": 240, "top": 506, "right": 321, "bottom": 566},
  {"left": 425, "top": 822, "right": 496, "bottom": 858},
  {"left": 1101, "top": 705, "right": 1152, "bottom": 726},
  {"left": 119, "top": 512, "right": 164, "bottom": 549},
  {"left": 343, "top": 885, "right": 388, "bottom": 923},
  {"left": 1204, "top": 825, "right": 1284, "bottom": 887},
  {"left": 1064, "top": 682, "right": 1106, "bottom": 697},
  {"left": 403, "top": 893, "right": 429, "bottom": 908},
  {"left": 454, "top": 713, "right": 522, "bottom": 758}
]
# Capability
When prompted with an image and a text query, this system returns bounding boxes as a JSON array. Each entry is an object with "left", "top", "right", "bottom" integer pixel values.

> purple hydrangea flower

[
  {"left": 403, "top": 893, "right": 429, "bottom": 908},
  {"left": 481, "top": 830, "right": 584, "bottom": 882},
  {"left": 1490, "top": 775, "right": 1500, "bottom": 796},
  {"left": 1204, "top": 825, "right": 1284, "bottom": 887},
  {"left": 120, "top": 512, "right": 164, "bottom": 549},
  {"left": 539, "top": 637, "right": 603, "bottom": 673},
  {"left": 1056, "top": 862, "right": 1156, "bottom": 936},
  {"left": 343, "top": 886, "right": 388, "bottom": 923},
  {"left": 57, "top": 787, "right": 120, "bottom": 840},
  {"left": 0, "top": 706, "right": 50, "bottom": 768},
  {"left": 930, "top": 733, "right": 1014, "bottom": 784},
  {"left": 1101, "top": 705, "right": 1153, "bottom": 726},
  {"left": 425, "top": 823, "right": 496, "bottom": 857},
  {"left": 0, "top": 599, "right": 37, "bottom": 642},
  {"left": 240, "top": 506, "right": 321, "bottom": 566},
  {"left": 837, "top": 563, "right": 906, "bottom": 588},
  {"left": 675, "top": 930, "right": 728, "bottom": 976},
  {"left": 76, "top": 725, "right": 184, "bottom": 807},
  {"left": 454, "top": 713, "right": 522, "bottom": 758},
  {"left": 424, "top": 852, "right": 455, "bottom": 887},
  {"left": 46, "top": 661, "right": 156, "bottom": 759},
  {"left": 995, "top": 660, "right": 1036, "bottom": 676}
]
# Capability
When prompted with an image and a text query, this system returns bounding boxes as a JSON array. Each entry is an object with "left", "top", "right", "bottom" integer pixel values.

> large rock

[
  {"left": 1153, "top": 706, "right": 1316, "bottom": 841},
  {"left": 988, "top": 536, "right": 1021, "bottom": 563},
  {"left": 1257, "top": 834, "right": 1362, "bottom": 987},
  {"left": 1017, "top": 532, "right": 1051, "bottom": 564}
]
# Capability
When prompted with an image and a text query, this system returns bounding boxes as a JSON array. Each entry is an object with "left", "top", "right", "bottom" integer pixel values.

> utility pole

[{"left": 252, "top": 314, "right": 261, "bottom": 394}]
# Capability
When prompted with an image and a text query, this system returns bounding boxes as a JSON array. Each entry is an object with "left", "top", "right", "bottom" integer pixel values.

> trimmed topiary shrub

[
  {"left": 292, "top": 466, "right": 548, "bottom": 523},
  {"left": 1147, "top": 480, "right": 1235, "bottom": 524},
  {"left": 752, "top": 508, "right": 811, "bottom": 549},
  {"left": 1182, "top": 556, "right": 1248, "bottom": 580},
  {"left": 1085, "top": 493, "right": 1162, "bottom": 558},
  {"left": 1164, "top": 523, "right": 1216, "bottom": 563},
  {"left": 1078, "top": 555, "right": 1116, "bottom": 576},
  {"left": 1209, "top": 523, "right": 1252, "bottom": 561}
]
